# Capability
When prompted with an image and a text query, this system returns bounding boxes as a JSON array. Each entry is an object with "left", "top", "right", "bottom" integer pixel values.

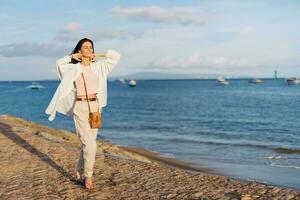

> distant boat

[
  {"left": 249, "top": 79, "right": 263, "bottom": 84},
  {"left": 217, "top": 76, "right": 229, "bottom": 85},
  {"left": 26, "top": 82, "right": 45, "bottom": 90},
  {"left": 286, "top": 77, "right": 300, "bottom": 85},
  {"left": 129, "top": 80, "right": 136, "bottom": 87},
  {"left": 119, "top": 78, "right": 126, "bottom": 85}
]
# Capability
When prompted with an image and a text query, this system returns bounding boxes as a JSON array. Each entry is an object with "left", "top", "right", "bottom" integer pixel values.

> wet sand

[{"left": 0, "top": 114, "right": 299, "bottom": 199}]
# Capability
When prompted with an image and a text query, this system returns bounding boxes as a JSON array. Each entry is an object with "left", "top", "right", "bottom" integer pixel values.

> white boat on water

[
  {"left": 286, "top": 77, "right": 300, "bottom": 85},
  {"left": 217, "top": 76, "right": 229, "bottom": 85},
  {"left": 249, "top": 78, "right": 263, "bottom": 84},
  {"left": 26, "top": 82, "right": 45, "bottom": 90},
  {"left": 119, "top": 78, "right": 126, "bottom": 85},
  {"left": 129, "top": 80, "right": 136, "bottom": 87}
]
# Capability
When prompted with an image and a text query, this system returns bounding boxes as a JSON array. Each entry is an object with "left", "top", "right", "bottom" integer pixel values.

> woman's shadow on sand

[{"left": 0, "top": 121, "right": 80, "bottom": 185}]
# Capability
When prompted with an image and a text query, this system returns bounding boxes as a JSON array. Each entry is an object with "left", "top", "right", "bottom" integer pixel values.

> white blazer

[{"left": 45, "top": 50, "right": 121, "bottom": 121}]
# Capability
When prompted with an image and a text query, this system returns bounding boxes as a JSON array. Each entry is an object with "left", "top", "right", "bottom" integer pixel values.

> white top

[{"left": 45, "top": 50, "right": 121, "bottom": 121}]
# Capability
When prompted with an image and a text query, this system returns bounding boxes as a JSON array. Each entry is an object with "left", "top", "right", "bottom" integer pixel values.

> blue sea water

[{"left": 0, "top": 79, "right": 300, "bottom": 189}]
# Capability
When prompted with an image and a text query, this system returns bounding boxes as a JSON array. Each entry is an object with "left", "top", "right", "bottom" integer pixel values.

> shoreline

[
  {"left": 1, "top": 114, "right": 299, "bottom": 199},
  {"left": 118, "top": 145, "right": 216, "bottom": 174},
  {"left": 114, "top": 142, "right": 300, "bottom": 191}
]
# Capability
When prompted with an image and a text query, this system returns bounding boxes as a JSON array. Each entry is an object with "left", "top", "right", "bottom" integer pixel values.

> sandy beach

[{"left": 0, "top": 114, "right": 299, "bottom": 200}]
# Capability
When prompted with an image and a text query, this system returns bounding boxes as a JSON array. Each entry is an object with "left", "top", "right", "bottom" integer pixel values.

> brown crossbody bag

[{"left": 81, "top": 73, "right": 101, "bottom": 129}]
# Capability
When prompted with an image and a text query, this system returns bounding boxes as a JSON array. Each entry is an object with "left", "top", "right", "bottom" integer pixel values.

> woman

[{"left": 45, "top": 38, "right": 121, "bottom": 189}]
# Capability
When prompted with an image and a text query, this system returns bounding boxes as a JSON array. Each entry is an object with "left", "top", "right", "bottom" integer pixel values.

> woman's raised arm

[{"left": 94, "top": 50, "right": 121, "bottom": 76}]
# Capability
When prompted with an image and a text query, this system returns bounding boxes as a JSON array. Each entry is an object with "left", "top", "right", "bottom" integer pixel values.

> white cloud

[
  {"left": 151, "top": 52, "right": 257, "bottom": 69},
  {"left": 220, "top": 26, "right": 256, "bottom": 35},
  {"left": 89, "top": 30, "right": 143, "bottom": 41},
  {"left": 241, "top": 26, "right": 255, "bottom": 34},
  {"left": 55, "top": 22, "right": 142, "bottom": 42},
  {"left": 63, "top": 22, "right": 81, "bottom": 32},
  {"left": 112, "top": 5, "right": 215, "bottom": 26},
  {"left": 0, "top": 55, "right": 57, "bottom": 81},
  {"left": 0, "top": 42, "right": 70, "bottom": 57},
  {"left": 64, "top": 10, "right": 95, "bottom": 16},
  {"left": 54, "top": 22, "right": 82, "bottom": 42}
]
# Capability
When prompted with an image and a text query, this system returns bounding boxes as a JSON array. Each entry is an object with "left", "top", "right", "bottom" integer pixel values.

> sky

[{"left": 0, "top": 0, "right": 299, "bottom": 80}]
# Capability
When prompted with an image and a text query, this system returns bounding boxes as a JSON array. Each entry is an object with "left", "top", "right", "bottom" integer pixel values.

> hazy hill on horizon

[{"left": 110, "top": 72, "right": 250, "bottom": 80}]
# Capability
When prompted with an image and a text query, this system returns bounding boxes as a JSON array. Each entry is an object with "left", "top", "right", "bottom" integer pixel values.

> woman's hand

[
  {"left": 89, "top": 53, "right": 106, "bottom": 62},
  {"left": 71, "top": 53, "right": 82, "bottom": 61},
  {"left": 89, "top": 54, "right": 96, "bottom": 62}
]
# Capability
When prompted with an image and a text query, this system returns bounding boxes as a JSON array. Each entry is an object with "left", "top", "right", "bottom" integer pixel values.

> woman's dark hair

[{"left": 70, "top": 38, "right": 95, "bottom": 64}]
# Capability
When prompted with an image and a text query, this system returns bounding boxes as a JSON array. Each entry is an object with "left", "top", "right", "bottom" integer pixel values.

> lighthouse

[{"left": 274, "top": 70, "right": 278, "bottom": 79}]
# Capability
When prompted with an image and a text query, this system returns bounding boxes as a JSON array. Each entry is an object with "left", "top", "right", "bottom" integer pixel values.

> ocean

[{"left": 0, "top": 79, "right": 299, "bottom": 189}]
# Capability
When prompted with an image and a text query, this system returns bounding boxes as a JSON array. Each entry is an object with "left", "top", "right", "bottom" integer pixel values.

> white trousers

[{"left": 72, "top": 99, "right": 100, "bottom": 178}]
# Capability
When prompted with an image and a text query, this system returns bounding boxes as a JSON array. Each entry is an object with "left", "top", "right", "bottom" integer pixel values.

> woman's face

[{"left": 79, "top": 41, "right": 93, "bottom": 57}]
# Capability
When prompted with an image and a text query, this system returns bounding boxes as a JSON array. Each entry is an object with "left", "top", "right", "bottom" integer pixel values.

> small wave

[
  {"left": 127, "top": 136, "right": 300, "bottom": 156},
  {"left": 159, "top": 153, "right": 176, "bottom": 158},
  {"left": 246, "top": 179, "right": 270, "bottom": 185},
  {"left": 270, "top": 163, "right": 300, "bottom": 169},
  {"left": 262, "top": 156, "right": 286, "bottom": 160},
  {"left": 169, "top": 138, "right": 275, "bottom": 150},
  {"left": 261, "top": 155, "right": 300, "bottom": 160},
  {"left": 170, "top": 138, "right": 300, "bottom": 155}
]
